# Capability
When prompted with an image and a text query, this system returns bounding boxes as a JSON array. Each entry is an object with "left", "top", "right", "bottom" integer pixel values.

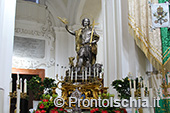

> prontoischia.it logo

[{"left": 54, "top": 97, "right": 161, "bottom": 108}]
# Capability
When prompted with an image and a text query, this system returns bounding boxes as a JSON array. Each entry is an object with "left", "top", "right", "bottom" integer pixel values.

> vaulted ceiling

[{"left": 45, "top": 0, "right": 101, "bottom": 27}]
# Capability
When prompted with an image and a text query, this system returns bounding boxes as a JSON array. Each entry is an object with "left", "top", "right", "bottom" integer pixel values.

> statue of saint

[{"left": 58, "top": 17, "right": 100, "bottom": 72}]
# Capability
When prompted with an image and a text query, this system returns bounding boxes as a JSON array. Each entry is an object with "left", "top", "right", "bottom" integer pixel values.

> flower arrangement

[{"left": 35, "top": 94, "right": 68, "bottom": 113}]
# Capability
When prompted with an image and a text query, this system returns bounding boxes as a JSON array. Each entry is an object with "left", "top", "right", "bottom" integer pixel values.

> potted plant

[
  {"left": 111, "top": 77, "right": 130, "bottom": 112},
  {"left": 111, "top": 77, "right": 130, "bottom": 100}
]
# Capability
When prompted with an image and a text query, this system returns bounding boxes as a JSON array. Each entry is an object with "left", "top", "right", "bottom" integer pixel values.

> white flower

[{"left": 118, "top": 84, "right": 122, "bottom": 87}]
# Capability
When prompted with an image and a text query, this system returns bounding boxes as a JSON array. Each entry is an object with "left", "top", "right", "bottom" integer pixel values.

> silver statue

[{"left": 65, "top": 18, "right": 100, "bottom": 72}]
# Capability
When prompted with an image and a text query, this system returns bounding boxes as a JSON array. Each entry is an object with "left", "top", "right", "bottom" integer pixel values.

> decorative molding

[
  {"left": 15, "top": 28, "right": 45, "bottom": 37},
  {"left": 12, "top": 57, "right": 55, "bottom": 69},
  {"left": 13, "top": 13, "right": 55, "bottom": 69}
]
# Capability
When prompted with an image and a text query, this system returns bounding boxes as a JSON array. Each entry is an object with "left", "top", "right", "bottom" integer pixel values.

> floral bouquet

[{"left": 34, "top": 94, "right": 67, "bottom": 113}]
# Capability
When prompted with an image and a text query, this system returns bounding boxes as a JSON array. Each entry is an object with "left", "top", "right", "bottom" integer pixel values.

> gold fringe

[{"left": 128, "top": 23, "right": 163, "bottom": 71}]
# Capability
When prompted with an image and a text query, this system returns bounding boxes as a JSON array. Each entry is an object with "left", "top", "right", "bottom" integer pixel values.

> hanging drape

[{"left": 128, "top": 0, "right": 163, "bottom": 71}]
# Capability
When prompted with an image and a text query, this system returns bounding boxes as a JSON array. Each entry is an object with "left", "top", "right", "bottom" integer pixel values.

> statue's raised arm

[{"left": 58, "top": 17, "right": 75, "bottom": 36}]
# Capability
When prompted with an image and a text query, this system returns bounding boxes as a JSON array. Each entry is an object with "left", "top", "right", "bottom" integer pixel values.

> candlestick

[
  {"left": 24, "top": 79, "right": 27, "bottom": 93},
  {"left": 20, "top": 78, "right": 22, "bottom": 92}
]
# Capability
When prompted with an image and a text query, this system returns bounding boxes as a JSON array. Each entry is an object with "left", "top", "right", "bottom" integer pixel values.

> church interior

[{"left": 0, "top": 0, "right": 170, "bottom": 113}]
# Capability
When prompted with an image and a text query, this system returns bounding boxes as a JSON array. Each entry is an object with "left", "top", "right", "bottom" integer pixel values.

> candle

[
  {"left": 24, "top": 79, "right": 27, "bottom": 93},
  {"left": 147, "top": 80, "right": 149, "bottom": 91},
  {"left": 16, "top": 80, "right": 19, "bottom": 89},
  {"left": 89, "top": 67, "right": 91, "bottom": 77},
  {"left": 69, "top": 68, "right": 71, "bottom": 77},
  {"left": 82, "top": 69, "right": 84, "bottom": 82},
  {"left": 17, "top": 72, "right": 19, "bottom": 81},
  {"left": 143, "top": 79, "right": 145, "bottom": 89},
  {"left": 141, "top": 88, "right": 145, "bottom": 98},
  {"left": 16, "top": 88, "right": 20, "bottom": 113},
  {"left": 149, "top": 88, "right": 154, "bottom": 113},
  {"left": 97, "top": 67, "right": 99, "bottom": 77},
  {"left": 133, "top": 80, "right": 136, "bottom": 91},
  {"left": 20, "top": 78, "right": 22, "bottom": 92},
  {"left": 138, "top": 74, "right": 140, "bottom": 83},
  {"left": 168, "top": 73, "right": 170, "bottom": 84},
  {"left": 10, "top": 79, "right": 12, "bottom": 92},
  {"left": 85, "top": 68, "right": 87, "bottom": 81},
  {"left": 56, "top": 64, "right": 59, "bottom": 75},
  {"left": 129, "top": 79, "right": 132, "bottom": 89},
  {"left": 75, "top": 68, "right": 77, "bottom": 82},
  {"left": 94, "top": 67, "right": 96, "bottom": 78}
]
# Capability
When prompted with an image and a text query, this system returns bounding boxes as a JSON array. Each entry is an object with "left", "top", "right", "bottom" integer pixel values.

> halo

[{"left": 80, "top": 13, "right": 94, "bottom": 25}]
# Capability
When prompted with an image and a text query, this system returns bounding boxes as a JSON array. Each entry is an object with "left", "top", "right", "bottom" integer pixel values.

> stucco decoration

[{"left": 13, "top": 13, "right": 55, "bottom": 69}]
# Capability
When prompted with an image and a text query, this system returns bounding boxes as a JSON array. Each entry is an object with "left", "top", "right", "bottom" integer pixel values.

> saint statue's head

[{"left": 82, "top": 18, "right": 90, "bottom": 27}]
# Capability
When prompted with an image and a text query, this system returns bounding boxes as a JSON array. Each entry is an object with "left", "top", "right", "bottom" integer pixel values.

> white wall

[
  {"left": 102, "top": 0, "right": 152, "bottom": 95},
  {"left": 0, "top": 0, "right": 16, "bottom": 112}
]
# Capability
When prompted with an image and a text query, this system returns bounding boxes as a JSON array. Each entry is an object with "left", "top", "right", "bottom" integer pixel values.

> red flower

[
  {"left": 114, "top": 111, "right": 121, "bottom": 113},
  {"left": 102, "top": 111, "right": 108, "bottom": 113},
  {"left": 50, "top": 110, "right": 58, "bottom": 113},
  {"left": 59, "top": 108, "right": 63, "bottom": 111},
  {"left": 36, "top": 110, "right": 41, "bottom": 113},
  {"left": 41, "top": 110, "right": 46, "bottom": 113},
  {"left": 104, "top": 103, "right": 107, "bottom": 106},
  {"left": 43, "top": 99, "right": 48, "bottom": 102},
  {"left": 90, "top": 109, "right": 96, "bottom": 113},
  {"left": 95, "top": 108, "right": 99, "bottom": 111},
  {"left": 54, "top": 107, "right": 58, "bottom": 109},
  {"left": 39, "top": 104, "right": 45, "bottom": 109}
]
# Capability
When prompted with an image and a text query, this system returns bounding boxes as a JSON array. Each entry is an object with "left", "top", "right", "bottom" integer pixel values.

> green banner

[
  {"left": 159, "top": 0, "right": 170, "bottom": 65},
  {"left": 155, "top": 99, "right": 170, "bottom": 113}
]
